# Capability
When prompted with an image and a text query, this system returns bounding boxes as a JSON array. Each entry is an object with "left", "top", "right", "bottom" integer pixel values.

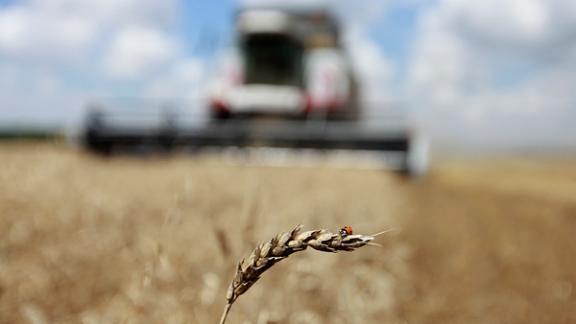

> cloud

[
  {"left": 0, "top": 0, "right": 193, "bottom": 123},
  {"left": 0, "top": 6, "right": 98, "bottom": 62},
  {"left": 0, "top": 63, "right": 85, "bottom": 125},
  {"left": 449, "top": 0, "right": 576, "bottom": 50},
  {"left": 145, "top": 58, "right": 207, "bottom": 101},
  {"left": 0, "top": 0, "right": 180, "bottom": 63},
  {"left": 27, "top": 0, "right": 180, "bottom": 28},
  {"left": 407, "top": 0, "right": 576, "bottom": 149},
  {"left": 334, "top": 1, "right": 398, "bottom": 106},
  {"left": 344, "top": 30, "right": 396, "bottom": 105},
  {"left": 103, "top": 27, "right": 180, "bottom": 79}
]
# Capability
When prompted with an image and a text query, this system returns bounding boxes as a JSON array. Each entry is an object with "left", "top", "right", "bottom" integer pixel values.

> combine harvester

[{"left": 77, "top": 6, "right": 428, "bottom": 176}]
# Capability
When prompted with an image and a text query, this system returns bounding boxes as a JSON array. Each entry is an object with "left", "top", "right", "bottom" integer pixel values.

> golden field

[{"left": 0, "top": 142, "right": 575, "bottom": 323}]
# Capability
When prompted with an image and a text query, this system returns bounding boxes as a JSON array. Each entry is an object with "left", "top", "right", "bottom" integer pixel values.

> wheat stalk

[{"left": 218, "top": 224, "right": 377, "bottom": 324}]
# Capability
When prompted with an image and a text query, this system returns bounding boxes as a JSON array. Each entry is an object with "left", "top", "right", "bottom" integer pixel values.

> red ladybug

[{"left": 339, "top": 225, "right": 353, "bottom": 237}]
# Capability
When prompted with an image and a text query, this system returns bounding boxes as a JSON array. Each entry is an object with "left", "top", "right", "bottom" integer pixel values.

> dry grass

[
  {"left": 0, "top": 142, "right": 575, "bottom": 323},
  {"left": 396, "top": 160, "right": 576, "bottom": 323}
]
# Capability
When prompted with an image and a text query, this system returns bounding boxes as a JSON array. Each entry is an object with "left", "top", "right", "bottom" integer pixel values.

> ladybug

[{"left": 339, "top": 225, "right": 353, "bottom": 238}]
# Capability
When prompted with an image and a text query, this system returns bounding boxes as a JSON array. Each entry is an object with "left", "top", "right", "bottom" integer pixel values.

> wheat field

[{"left": 0, "top": 142, "right": 575, "bottom": 323}]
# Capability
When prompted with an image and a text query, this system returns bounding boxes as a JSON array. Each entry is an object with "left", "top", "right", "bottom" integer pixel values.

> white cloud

[
  {"left": 408, "top": 6, "right": 481, "bottom": 108},
  {"left": 448, "top": 0, "right": 551, "bottom": 44},
  {"left": 28, "top": 0, "right": 180, "bottom": 29},
  {"left": 103, "top": 27, "right": 180, "bottom": 79},
  {"left": 344, "top": 30, "right": 396, "bottom": 105},
  {"left": 0, "top": 6, "right": 98, "bottom": 62},
  {"left": 0, "top": 64, "right": 86, "bottom": 125},
  {"left": 145, "top": 58, "right": 207, "bottom": 101},
  {"left": 447, "top": 0, "right": 576, "bottom": 50},
  {"left": 337, "top": 0, "right": 398, "bottom": 106},
  {"left": 0, "top": 0, "right": 188, "bottom": 124},
  {"left": 0, "top": 0, "right": 180, "bottom": 65},
  {"left": 407, "top": 0, "right": 576, "bottom": 149}
]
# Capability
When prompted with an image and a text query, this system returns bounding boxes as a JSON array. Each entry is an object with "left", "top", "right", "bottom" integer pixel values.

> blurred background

[
  {"left": 0, "top": 0, "right": 575, "bottom": 323},
  {"left": 1, "top": 0, "right": 575, "bottom": 152}
]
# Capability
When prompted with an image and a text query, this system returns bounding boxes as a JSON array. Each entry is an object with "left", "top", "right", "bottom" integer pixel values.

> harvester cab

[{"left": 209, "top": 9, "right": 358, "bottom": 121}]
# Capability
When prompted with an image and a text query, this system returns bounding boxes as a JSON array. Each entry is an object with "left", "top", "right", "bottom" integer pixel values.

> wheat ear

[{"left": 219, "top": 224, "right": 375, "bottom": 324}]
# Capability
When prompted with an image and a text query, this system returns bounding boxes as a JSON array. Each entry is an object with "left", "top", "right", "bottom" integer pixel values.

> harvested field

[{"left": 0, "top": 142, "right": 575, "bottom": 323}]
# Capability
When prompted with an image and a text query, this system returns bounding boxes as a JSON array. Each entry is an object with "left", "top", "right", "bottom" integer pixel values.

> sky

[{"left": 0, "top": 0, "right": 574, "bottom": 150}]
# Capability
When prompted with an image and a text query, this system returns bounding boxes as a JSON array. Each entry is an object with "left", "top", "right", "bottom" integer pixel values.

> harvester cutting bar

[
  {"left": 181, "top": 121, "right": 409, "bottom": 151},
  {"left": 83, "top": 113, "right": 410, "bottom": 153},
  {"left": 78, "top": 108, "right": 427, "bottom": 176}
]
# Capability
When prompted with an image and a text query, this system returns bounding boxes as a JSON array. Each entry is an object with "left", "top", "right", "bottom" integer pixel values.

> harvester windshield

[{"left": 242, "top": 34, "right": 304, "bottom": 87}]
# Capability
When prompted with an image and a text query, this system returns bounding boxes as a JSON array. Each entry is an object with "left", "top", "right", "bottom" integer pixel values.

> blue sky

[
  {"left": 180, "top": 0, "right": 235, "bottom": 58},
  {"left": 0, "top": 0, "right": 574, "bottom": 148},
  {"left": 176, "top": 1, "right": 422, "bottom": 70}
]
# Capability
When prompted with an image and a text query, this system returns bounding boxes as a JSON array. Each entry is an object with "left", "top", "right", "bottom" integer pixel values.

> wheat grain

[{"left": 219, "top": 224, "right": 376, "bottom": 324}]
